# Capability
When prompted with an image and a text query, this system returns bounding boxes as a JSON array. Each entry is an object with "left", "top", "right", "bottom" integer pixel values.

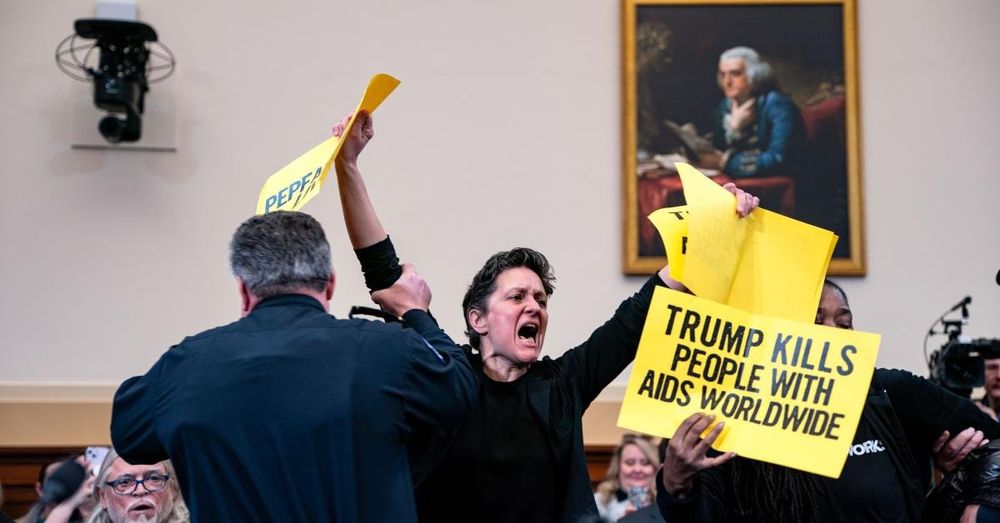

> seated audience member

[
  {"left": 17, "top": 455, "right": 95, "bottom": 523},
  {"left": 981, "top": 358, "right": 1000, "bottom": 418},
  {"left": 594, "top": 435, "right": 660, "bottom": 521},
  {"left": 1, "top": 483, "right": 16, "bottom": 523},
  {"left": 657, "top": 280, "right": 1000, "bottom": 522},
  {"left": 87, "top": 448, "right": 188, "bottom": 523},
  {"left": 618, "top": 440, "right": 669, "bottom": 523}
]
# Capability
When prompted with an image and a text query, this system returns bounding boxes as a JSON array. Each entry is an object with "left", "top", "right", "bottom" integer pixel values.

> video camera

[
  {"left": 55, "top": 18, "right": 175, "bottom": 143},
  {"left": 926, "top": 296, "right": 1000, "bottom": 396}
]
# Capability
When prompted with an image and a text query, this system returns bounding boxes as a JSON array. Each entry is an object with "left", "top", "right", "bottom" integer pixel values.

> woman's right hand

[
  {"left": 662, "top": 412, "right": 736, "bottom": 497},
  {"left": 333, "top": 110, "right": 373, "bottom": 163}
]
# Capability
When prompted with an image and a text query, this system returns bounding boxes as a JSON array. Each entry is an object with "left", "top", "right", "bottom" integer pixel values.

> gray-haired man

[{"left": 111, "top": 211, "right": 477, "bottom": 522}]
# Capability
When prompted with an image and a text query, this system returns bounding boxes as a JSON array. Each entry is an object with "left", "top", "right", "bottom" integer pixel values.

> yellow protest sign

[
  {"left": 255, "top": 74, "right": 401, "bottom": 215},
  {"left": 652, "top": 164, "right": 838, "bottom": 323},
  {"left": 618, "top": 287, "right": 880, "bottom": 478}
]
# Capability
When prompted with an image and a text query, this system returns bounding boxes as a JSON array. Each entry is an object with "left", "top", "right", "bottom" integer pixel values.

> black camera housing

[
  {"left": 74, "top": 19, "right": 158, "bottom": 143},
  {"left": 930, "top": 338, "right": 1000, "bottom": 393}
]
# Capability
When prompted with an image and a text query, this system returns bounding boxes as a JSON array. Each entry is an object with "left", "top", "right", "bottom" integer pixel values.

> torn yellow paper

[
  {"left": 648, "top": 206, "right": 689, "bottom": 281},
  {"left": 655, "top": 164, "right": 838, "bottom": 323},
  {"left": 255, "top": 74, "right": 400, "bottom": 215},
  {"left": 676, "top": 163, "right": 749, "bottom": 304},
  {"left": 618, "top": 287, "right": 880, "bottom": 478},
  {"left": 727, "top": 210, "right": 837, "bottom": 322}
]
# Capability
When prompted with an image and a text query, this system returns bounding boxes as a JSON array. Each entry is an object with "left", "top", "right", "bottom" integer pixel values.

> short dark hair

[
  {"left": 462, "top": 248, "right": 555, "bottom": 349},
  {"left": 38, "top": 459, "right": 62, "bottom": 484},
  {"left": 229, "top": 211, "right": 332, "bottom": 299},
  {"left": 37, "top": 454, "right": 77, "bottom": 484}
]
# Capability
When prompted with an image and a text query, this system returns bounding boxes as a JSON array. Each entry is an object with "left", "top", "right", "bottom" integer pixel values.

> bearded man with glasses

[{"left": 88, "top": 449, "right": 189, "bottom": 523}]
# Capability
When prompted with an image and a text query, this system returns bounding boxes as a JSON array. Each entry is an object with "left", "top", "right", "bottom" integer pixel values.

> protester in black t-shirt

[{"left": 657, "top": 280, "right": 1000, "bottom": 522}]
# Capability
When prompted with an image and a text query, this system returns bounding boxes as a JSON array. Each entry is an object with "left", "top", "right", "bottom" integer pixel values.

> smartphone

[{"left": 85, "top": 446, "right": 110, "bottom": 475}]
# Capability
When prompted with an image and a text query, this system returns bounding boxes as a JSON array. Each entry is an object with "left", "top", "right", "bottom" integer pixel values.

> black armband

[{"left": 354, "top": 236, "right": 403, "bottom": 292}]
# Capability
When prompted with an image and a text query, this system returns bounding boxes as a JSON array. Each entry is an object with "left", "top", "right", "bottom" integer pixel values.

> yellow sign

[
  {"left": 255, "top": 74, "right": 401, "bottom": 215},
  {"left": 676, "top": 163, "right": 750, "bottom": 302},
  {"left": 618, "top": 287, "right": 880, "bottom": 478},
  {"left": 652, "top": 164, "right": 838, "bottom": 323}
]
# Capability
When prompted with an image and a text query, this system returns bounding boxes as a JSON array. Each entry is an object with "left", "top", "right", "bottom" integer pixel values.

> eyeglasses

[{"left": 104, "top": 473, "right": 170, "bottom": 495}]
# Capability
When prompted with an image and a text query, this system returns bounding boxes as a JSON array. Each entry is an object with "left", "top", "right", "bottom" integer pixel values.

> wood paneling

[{"left": 0, "top": 447, "right": 84, "bottom": 519}]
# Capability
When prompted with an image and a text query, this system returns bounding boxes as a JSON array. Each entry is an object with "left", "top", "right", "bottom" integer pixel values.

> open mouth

[
  {"left": 129, "top": 501, "right": 155, "bottom": 513},
  {"left": 517, "top": 323, "right": 539, "bottom": 342}
]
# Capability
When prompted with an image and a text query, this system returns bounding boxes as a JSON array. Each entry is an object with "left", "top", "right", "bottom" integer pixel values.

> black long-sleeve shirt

[
  {"left": 658, "top": 368, "right": 1000, "bottom": 522},
  {"left": 111, "top": 294, "right": 477, "bottom": 522},
  {"left": 355, "top": 237, "right": 663, "bottom": 522}
]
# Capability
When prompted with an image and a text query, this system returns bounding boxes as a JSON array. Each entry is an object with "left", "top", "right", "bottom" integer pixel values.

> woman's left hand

[{"left": 722, "top": 183, "right": 760, "bottom": 218}]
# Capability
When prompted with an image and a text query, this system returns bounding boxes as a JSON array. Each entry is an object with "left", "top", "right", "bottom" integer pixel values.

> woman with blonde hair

[{"left": 594, "top": 435, "right": 661, "bottom": 521}]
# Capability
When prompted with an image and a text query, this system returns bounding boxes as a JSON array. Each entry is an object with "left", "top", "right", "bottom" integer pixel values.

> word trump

[{"left": 620, "top": 257, "right": 878, "bottom": 477}]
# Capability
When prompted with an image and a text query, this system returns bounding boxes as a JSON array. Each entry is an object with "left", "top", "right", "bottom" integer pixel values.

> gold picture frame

[{"left": 621, "top": 0, "right": 865, "bottom": 275}]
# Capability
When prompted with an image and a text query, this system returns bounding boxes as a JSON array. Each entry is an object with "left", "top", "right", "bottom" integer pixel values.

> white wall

[{"left": 1, "top": 0, "right": 998, "bottom": 395}]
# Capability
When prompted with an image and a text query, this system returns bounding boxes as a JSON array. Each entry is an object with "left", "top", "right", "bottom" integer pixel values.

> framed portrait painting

[{"left": 621, "top": 0, "right": 865, "bottom": 275}]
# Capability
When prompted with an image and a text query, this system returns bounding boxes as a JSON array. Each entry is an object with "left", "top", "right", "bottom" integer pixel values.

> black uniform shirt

[{"left": 111, "top": 294, "right": 477, "bottom": 523}]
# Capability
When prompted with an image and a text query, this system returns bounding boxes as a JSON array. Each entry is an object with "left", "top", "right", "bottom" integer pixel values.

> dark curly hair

[{"left": 461, "top": 248, "right": 556, "bottom": 349}]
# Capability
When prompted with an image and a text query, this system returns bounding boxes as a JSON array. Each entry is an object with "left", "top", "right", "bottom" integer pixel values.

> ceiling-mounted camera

[{"left": 56, "top": 18, "right": 175, "bottom": 143}]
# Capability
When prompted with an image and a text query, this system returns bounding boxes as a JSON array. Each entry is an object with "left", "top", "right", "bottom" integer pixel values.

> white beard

[{"left": 114, "top": 510, "right": 163, "bottom": 523}]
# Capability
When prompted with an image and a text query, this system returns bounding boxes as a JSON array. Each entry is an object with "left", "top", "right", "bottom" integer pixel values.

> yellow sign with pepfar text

[
  {"left": 618, "top": 287, "right": 880, "bottom": 478},
  {"left": 255, "top": 74, "right": 400, "bottom": 215}
]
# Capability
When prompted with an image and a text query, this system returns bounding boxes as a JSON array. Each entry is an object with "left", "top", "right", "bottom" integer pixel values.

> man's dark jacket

[{"left": 111, "top": 294, "right": 477, "bottom": 522}]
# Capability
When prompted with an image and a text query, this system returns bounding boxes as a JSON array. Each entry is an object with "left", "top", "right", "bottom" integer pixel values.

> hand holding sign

[
  {"left": 333, "top": 110, "right": 374, "bottom": 163},
  {"left": 724, "top": 182, "right": 760, "bottom": 219},
  {"left": 662, "top": 413, "right": 736, "bottom": 497}
]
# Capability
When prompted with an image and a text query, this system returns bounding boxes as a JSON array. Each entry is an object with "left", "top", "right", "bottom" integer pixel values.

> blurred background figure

[
  {"left": 980, "top": 358, "right": 1000, "bottom": 419},
  {"left": 1, "top": 483, "right": 16, "bottom": 523},
  {"left": 87, "top": 448, "right": 188, "bottom": 523},
  {"left": 16, "top": 454, "right": 95, "bottom": 523},
  {"left": 618, "top": 439, "right": 669, "bottom": 523},
  {"left": 594, "top": 434, "right": 660, "bottom": 522}
]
